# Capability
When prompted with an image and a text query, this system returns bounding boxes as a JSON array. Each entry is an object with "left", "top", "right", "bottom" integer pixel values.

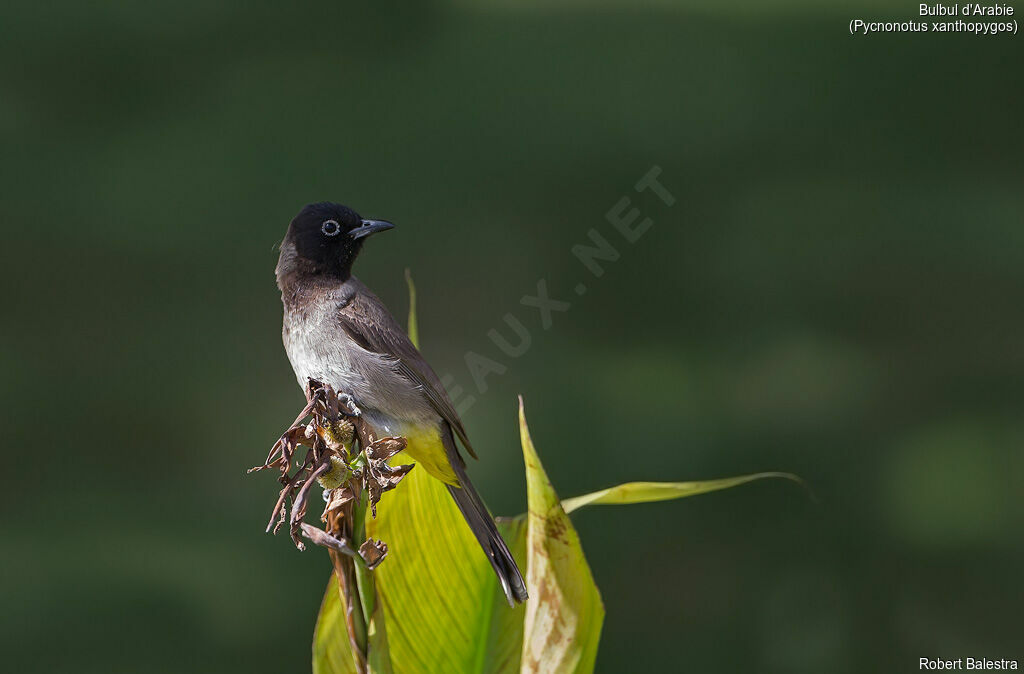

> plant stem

[
  {"left": 327, "top": 504, "right": 368, "bottom": 674},
  {"left": 330, "top": 550, "right": 367, "bottom": 671},
  {"left": 353, "top": 493, "right": 375, "bottom": 620},
  {"left": 352, "top": 469, "right": 394, "bottom": 673}
]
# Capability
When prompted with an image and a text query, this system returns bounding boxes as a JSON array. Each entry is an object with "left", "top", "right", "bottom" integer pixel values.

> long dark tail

[{"left": 442, "top": 427, "right": 528, "bottom": 606}]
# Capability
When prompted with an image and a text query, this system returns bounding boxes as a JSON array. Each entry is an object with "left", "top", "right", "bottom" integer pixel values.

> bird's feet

[{"left": 337, "top": 392, "right": 362, "bottom": 417}]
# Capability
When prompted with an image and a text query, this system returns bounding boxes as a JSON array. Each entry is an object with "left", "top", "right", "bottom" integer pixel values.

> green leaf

[
  {"left": 404, "top": 269, "right": 418, "bottom": 348},
  {"left": 518, "top": 397, "right": 604, "bottom": 673},
  {"left": 367, "top": 267, "right": 510, "bottom": 670},
  {"left": 314, "top": 271, "right": 510, "bottom": 673},
  {"left": 354, "top": 494, "right": 394, "bottom": 674},
  {"left": 483, "top": 516, "right": 527, "bottom": 673},
  {"left": 313, "top": 576, "right": 359, "bottom": 674},
  {"left": 314, "top": 461, "right": 504, "bottom": 673},
  {"left": 366, "top": 460, "right": 505, "bottom": 671},
  {"left": 311, "top": 272, "right": 803, "bottom": 674},
  {"left": 313, "top": 462, "right": 507, "bottom": 674},
  {"left": 560, "top": 472, "right": 806, "bottom": 515}
]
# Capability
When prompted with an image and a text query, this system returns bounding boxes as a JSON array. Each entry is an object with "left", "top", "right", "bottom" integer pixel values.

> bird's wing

[{"left": 336, "top": 280, "right": 477, "bottom": 459}]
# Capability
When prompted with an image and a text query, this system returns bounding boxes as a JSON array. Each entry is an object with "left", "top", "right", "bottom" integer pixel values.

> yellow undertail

[{"left": 400, "top": 425, "right": 460, "bottom": 486}]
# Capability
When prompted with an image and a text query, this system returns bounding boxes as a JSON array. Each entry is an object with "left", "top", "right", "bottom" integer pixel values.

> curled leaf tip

[{"left": 769, "top": 471, "right": 817, "bottom": 503}]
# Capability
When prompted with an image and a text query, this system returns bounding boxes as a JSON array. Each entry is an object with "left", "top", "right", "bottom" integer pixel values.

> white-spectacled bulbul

[{"left": 275, "top": 202, "right": 528, "bottom": 605}]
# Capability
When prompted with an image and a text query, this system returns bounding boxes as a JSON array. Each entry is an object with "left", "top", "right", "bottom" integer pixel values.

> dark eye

[{"left": 321, "top": 219, "right": 341, "bottom": 236}]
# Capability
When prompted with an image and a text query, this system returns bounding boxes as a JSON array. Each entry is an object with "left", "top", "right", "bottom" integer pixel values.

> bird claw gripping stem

[
  {"left": 248, "top": 378, "right": 414, "bottom": 568},
  {"left": 335, "top": 391, "right": 362, "bottom": 418}
]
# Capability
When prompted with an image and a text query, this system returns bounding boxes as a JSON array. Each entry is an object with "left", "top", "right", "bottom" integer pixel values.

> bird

[{"left": 275, "top": 201, "right": 528, "bottom": 605}]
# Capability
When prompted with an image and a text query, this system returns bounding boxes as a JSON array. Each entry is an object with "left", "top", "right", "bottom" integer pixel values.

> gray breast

[{"left": 282, "top": 292, "right": 437, "bottom": 432}]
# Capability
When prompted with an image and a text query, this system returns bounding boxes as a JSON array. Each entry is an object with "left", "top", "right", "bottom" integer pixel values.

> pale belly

[
  {"left": 281, "top": 303, "right": 437, "bottom": 435},
  {"left": 284, "top": 320, "right": 457, "bottom": 482}
]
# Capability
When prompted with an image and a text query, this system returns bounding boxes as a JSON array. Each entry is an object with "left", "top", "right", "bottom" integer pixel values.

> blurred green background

[{"left": 3, "top": 1, "right": 1022, "bottom": 672}]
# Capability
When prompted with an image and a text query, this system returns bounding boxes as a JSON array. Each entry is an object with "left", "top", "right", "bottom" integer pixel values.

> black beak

[{"left": 351, "top": 219, "right": 395, "bottom": 239}]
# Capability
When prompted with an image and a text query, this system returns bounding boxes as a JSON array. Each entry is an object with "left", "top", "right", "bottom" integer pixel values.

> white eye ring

[{"left": 321, "top": 219, "right": 341, "bottom": 236}]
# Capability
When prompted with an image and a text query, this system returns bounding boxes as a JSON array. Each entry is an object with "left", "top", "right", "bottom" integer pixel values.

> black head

[{"left": 281, "top": 202, "right": 394, "bottom": 280}]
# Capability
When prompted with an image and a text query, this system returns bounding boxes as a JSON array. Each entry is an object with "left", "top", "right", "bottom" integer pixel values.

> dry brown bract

[{"left": 248, "top": 378, "right": 414, "bottom": 569}]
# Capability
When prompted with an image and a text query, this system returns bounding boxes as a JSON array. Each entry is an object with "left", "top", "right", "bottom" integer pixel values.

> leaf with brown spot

[{"left": 519, "top": 397, "right": 604, "bottom": 674}]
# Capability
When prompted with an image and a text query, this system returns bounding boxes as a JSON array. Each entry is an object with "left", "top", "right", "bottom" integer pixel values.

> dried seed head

[
  {"left": 253, "top": 380, "right": 413, "bottom": 570},
  {"left": 317, "top": 455, "right": 353, "bottom": 490},
  {"left": 320, "top": 419, "right": 355, "bottom": 453}
]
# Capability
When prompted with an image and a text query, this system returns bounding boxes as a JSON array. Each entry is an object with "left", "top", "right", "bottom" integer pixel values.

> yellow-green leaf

[
  {"left": 560, "top": 472, "right": 805, "bottom": 514},
  {"left": 404, "top": 269, "right": 418, "bottom": 348},
  {"left": 483, "top": 516, "right": 527, "bottom": 674},
  {"left": 367, "top": 461, "right": 501, "bottom": 671},
  {"left": 314, "top": 272, "right": 515, "bottom": 673},
  {"left": 313, "top": 575, "right": 359, "bottom": 674},
  {"left": 519, "top": 397, "right": 604, "bottom": 674},
  {"left": 311, "top": 273, "right": 802, "bottom": 674},
  {"left": 359, "top": 569, "right": 393, "bottom": 674}
]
